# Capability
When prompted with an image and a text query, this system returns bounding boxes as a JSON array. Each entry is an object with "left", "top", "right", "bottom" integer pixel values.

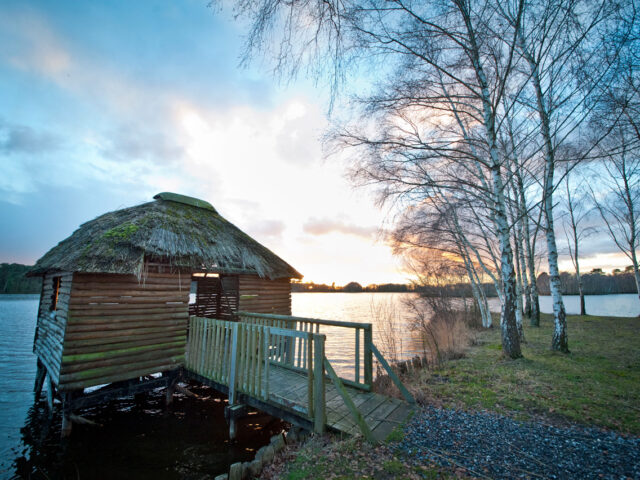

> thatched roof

[{"left": 31, "top": 192, "right": 302, "bottom": 280}]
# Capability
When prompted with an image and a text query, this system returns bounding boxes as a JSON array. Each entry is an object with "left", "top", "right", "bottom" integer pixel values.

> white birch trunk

[
  {"left": 461, "top": 3, "right": 520, "bottom": 357},
  {"left": 631, "top": 249, "right": 640, "bottom": 303},
  {"left": 513, "top": 235, "right": 525, "bottom": 341},
  {"left": 461, "top": 246, "right": 492, "bottom": 328},
  {"left": 518, "top": 30, "right": 567, "bottom": 350}
]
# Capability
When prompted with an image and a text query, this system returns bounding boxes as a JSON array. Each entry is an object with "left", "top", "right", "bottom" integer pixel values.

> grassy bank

[
  {"left": 263, "top": 313, "right": 639, "bottom": 479},
  {"left": 260, "top": 434, "right": 461, "bottom": 480},
  {"left": 407, "top": 312, "right": 640, "bottom": 434}
]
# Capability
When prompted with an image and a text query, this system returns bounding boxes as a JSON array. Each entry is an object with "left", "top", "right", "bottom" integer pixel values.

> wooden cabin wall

[
  {"left": 58, "top": 272, "right": 189, "bottom": 391},
  {"left": 237, "top": 275, "right": 291, "bottom": 315},
  {"left": 33, "top": 272, "right": 73, "bottom": 385}
]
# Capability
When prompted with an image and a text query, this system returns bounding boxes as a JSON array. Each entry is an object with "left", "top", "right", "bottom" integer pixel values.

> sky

[
  {"left": 0, "top": 1, "right": 632, "bottom": 286},
  {"left": 0, "top": 0, "right": 407, "bottom": 286}
]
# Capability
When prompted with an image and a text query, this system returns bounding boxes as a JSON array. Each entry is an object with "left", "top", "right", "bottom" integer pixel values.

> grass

[
  {"left": 407, "top": 313, "right": 640, "bottom": 433},
  {"left": 259, "top": 435, "right": 460, "bottom": 480},
  {"left": 260, "top": 313, "right": 639, "bottom": 479}
]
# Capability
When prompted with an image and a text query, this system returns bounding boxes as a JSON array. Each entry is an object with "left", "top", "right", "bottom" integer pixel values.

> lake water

[
  {"left": 0, "top": 295, "right": 283, "bottom": 480},
  {"left": 1, "top": 291, "right": 638, "bottom": 478},
  {"left": 504, "top": 293, "right": 640, "bottom": 318}
]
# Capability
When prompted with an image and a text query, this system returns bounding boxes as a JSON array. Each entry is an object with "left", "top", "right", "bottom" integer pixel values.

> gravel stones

[{"left": 396, "top": 407, "right": 640, "bottom": 479}]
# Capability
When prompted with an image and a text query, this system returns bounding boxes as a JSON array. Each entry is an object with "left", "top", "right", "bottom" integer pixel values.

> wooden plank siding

[
  {"left": 58, "top": 272, "right": 190, "bottom": 390},
  {"left": 33, "top": 272, "right": 73, "bottom": 385},
  {"left": 237, "top": 275, "right": 291, "bottom": 315}
]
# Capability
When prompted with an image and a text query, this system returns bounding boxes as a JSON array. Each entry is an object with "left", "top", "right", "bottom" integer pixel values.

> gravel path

[{"left": 396, "top": 407, "right": 640, "bottom": 479}]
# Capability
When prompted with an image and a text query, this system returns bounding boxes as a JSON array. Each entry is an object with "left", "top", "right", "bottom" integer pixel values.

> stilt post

[
  {"left": 61, "top": 392, "right": 72, "bottom": 438},
  {"left": 34, "top": 359, "right": 46, "bottom": 398},
  {"left": 46, "top": 374, "right": 55, "bottom": 417}
]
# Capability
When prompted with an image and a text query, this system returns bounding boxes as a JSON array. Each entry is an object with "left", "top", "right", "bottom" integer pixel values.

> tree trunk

[
  {"left": 631, "top": 248, "right": 640, "bottom": 304},
  {"left": 515, "top": 163, "right": 539, "bottom": 325},
  {"left": 514, "top": 227, "right": 525, "bottom": 341},
  {"left": 463, "top": 5, "right": 521, "bottom": 358},
  {"left": 578, "top": 277, "right": 586, "bottom": 316},
  {"left": 494, "top": 173, "right": 522, "bottom": 358},
  {"left": 546, "top": 222, "right": 569, "bottom": 351},
  {"left": 575, "top": 252, "right": 586, "bottom": 316},
  {"left": 519, "top": 30, "right": 567, "bottom": 347},
  {"left": 463, "top": 247, "right": 492, "bottom": 328},
  {"left": 520, "top": 236, "right": 532, "bottom": 318}
]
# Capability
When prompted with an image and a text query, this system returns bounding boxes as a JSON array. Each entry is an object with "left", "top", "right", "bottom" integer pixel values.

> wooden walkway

[{"left": 184, "top": 312, "right": 415, "bottom": 442}]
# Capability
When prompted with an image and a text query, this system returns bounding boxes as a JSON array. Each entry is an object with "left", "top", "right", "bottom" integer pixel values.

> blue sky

[
  {"left": 0, "top": 1, "right": 631, "bottom": 284},
  {"left": 0, "top": 0, "right": 407, "bottom": 285}
]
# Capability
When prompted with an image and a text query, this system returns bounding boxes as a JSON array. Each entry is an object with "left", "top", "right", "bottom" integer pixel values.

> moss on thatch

[{"left": 31, "top": 195, "right": 302, "bottom": 280}]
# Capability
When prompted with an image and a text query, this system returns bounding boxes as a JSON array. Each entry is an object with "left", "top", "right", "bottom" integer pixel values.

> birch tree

[
  {"left": 500, "top": 0, "right": 627, "bottom": 351},
  {"left": 561, "top": 164, "right": 595, "bottom": 315},
  {"left": 588, "top": 15, "right": 640, "bottom": 301},
  {"left": 392, "top": 192, "right": 495, "bottom": 328},
  {"left": 591, "top": 135, "right": 640, "bottom": 302},
  {"left": 234, "top": 0, "right": 526, "bottom": 358}
]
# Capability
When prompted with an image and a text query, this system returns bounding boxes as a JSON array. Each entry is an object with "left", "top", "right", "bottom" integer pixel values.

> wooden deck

[{"left": 184, "top": 313, "right": 415, "bottom": 442}]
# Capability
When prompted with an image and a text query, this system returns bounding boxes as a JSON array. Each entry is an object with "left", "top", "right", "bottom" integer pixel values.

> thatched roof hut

[
  {"left": 31, "top": 193, "right": 301, "bottom": 427},
  {"left": 31, "top": 192, "right": 301, "bottom": 280}
]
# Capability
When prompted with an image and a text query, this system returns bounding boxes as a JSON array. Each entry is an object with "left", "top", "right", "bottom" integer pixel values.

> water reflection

[
  {"left": 10, "top": 383, "right": 285, "bottom": 480},
  {"left": 292, "top": 292, "right": 427, "bottom": 381}
]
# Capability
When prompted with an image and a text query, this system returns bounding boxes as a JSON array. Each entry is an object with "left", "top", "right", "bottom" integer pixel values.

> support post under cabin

[
  {"left": 34, "top": 359, "right": 46, "bottom": 398},
  {"left": 61, "top": 392, "right": 72, "bottom": 438},
  {"left": 165, "top": 372, "right": 179, "bottom": 406},
  {"left": 46, "top": 374, "right": 55, "bottom": 417}
]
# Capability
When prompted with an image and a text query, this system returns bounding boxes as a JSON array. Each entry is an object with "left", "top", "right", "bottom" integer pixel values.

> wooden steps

[
  {"left": 265, "top": 365, "right": 413, "bottom": 441},
  {"left": 185, "top": 315, "right": 415, "bottom": 442}
]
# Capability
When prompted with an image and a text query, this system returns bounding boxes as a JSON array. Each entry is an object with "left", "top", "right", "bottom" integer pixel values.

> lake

[{"left": 0, "top": 291, "right": 638, "bottom": 478}]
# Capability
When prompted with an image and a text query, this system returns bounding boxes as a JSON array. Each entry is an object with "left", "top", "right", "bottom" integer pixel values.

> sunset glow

[{"left": 0, "top": 1, "right": 629, "bottom": 286}]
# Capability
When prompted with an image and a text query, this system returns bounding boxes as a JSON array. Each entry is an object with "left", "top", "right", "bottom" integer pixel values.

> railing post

[
  {"left": 313, "top": 334, "right": 326, "bottom": 434},
  {"left": 228, "top": 322, "right": 240, "bottom": 440},
  {"left": 355, "top": 328, "right": 360, "bottom": 384},
  {"left": 307, "top": 332, "right": 314, "bottom": 418},
  {"left": 228, "top": 322, "right": 239, "bottom": 406},
  {"left": 364, "top": 325, "right": 373, "bottom": 387},
  {"left": 263, "top": 327, "right": 270, "bottom": 400}
]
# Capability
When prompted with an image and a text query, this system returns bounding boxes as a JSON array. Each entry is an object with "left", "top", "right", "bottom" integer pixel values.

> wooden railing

[
  {"left": 237, "top": 311, "right": 373, "bottom": 391},
  {"left": 186, "top": 316, "right": 327, "bottom": 431},
  {"left": 186, "top": 314, "right": 415, "bottom": 441}
]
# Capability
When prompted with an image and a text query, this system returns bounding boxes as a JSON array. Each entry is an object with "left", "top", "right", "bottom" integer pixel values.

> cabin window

[{"left": 50, "top": 276, "right": 62, "bottom": 311}]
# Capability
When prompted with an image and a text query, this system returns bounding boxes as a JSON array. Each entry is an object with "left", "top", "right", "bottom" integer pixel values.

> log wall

[
  {"left": 237, "top": 275, "right": 292, "bottom": 315},
  {"left": 34, "top": 272, "right": 73, "bottom": 385},
  {"left": 59, "top": 272, "right": 190, "bottom": 391}
]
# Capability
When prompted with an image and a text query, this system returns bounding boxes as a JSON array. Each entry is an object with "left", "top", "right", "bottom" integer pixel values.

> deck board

[
  {"left": 190, "top": 361, "right": 414, "bottom": 439},
  {"left": 185, "top": 316, "right": 414, "bottom": 440}
]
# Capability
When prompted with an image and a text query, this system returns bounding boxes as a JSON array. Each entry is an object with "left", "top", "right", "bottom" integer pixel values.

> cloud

[
  {"left": 0, "top": 119, "right": 62, "bottom": 154},
  {"left": 98, "top": 124, "right": 184, "bottom": 165},
  {"left": 0, "top": 8, "right": 71, "bottom": 78},
  {"left": 246, "top": 220, "right": 286, "bottom": 239},
  {"left": 303, "top": 217, "right": 379, "bottom": 238},
  {"left": 274, "top": 101, "right": 324, "bottom": 165}
]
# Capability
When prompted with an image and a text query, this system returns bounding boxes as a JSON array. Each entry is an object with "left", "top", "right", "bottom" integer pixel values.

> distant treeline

[
  {"left": 292, "top": 282, "right": 412, "bottom": 293},
  {"left": 293, "top": 272, "right": 639, "bottom": 297},
  {"left": 415, "top": 283, "right": 499, "bottom": 298},
  {"left": 537, "top": 271, "right": 638, "bottom": 295},
  {"left": 0, "top": 263, "right": 41, "bottom": 294}
]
